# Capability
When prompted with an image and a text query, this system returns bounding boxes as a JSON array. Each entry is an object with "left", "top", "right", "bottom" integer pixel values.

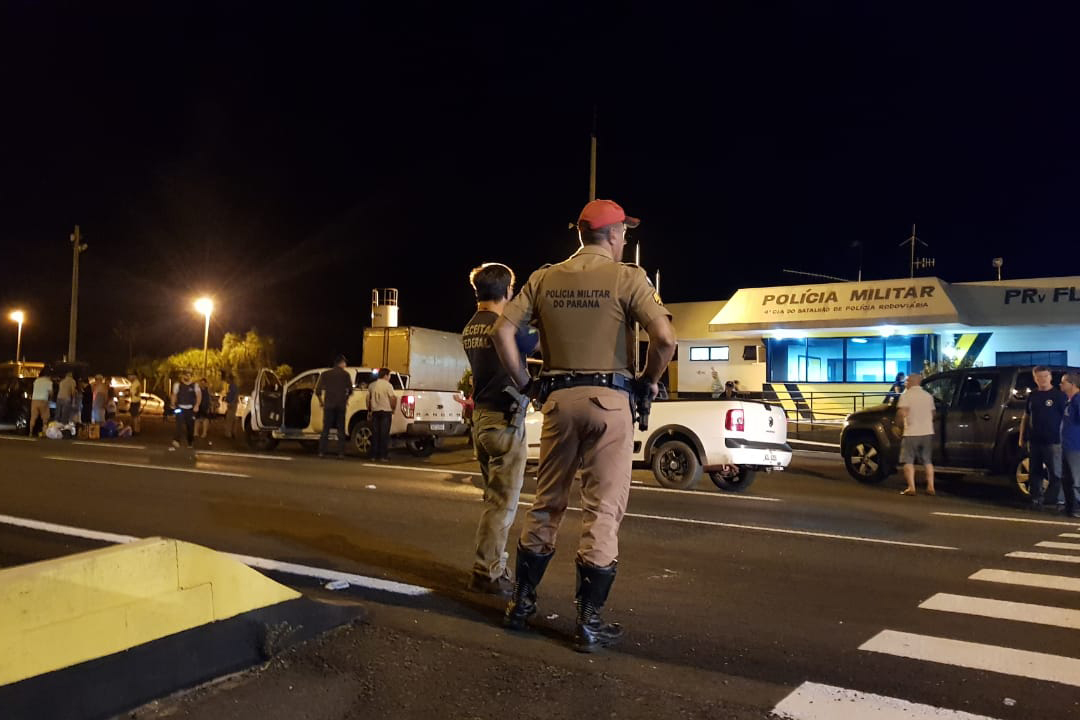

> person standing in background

[
  {"left": 367, "top": 367, "right": 398, "bottom": 461},
  {"left": 170, "top": 369, "right": 201, "bottom": 450},
  {"left": 194, "top": 377, "right": 213, "bottom": 443},
  {"left": 127, "top": 374, "right": 143, "bottom": 434},
  {"left": 897, "top": 373, "right": 936, "bottom": 496},
  {"left": 29, "top": 371, "right": 53, "bottom": 436},
  {"left": 222, "top": 370, "right": 239, "bottom": 440},
  {"left": 91, "top": 375, "right": 108, "bottom": 423},
  {"left": 1019, "top": 366, "right": 1067, "bottom": 510},
  {"left": 1058, "top": 371, "right": 1080, "bottom": 519},
  {"left": 57, "top": 371, "right": 78, "bottom": 425},
  {"left": 315, "top": 355, "right": 352, "bottom": 459}
]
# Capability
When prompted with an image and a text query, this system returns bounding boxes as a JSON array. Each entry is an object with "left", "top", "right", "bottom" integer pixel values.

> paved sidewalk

[{"left": 130, "top": 600, "right": 776, "bottom": 720}]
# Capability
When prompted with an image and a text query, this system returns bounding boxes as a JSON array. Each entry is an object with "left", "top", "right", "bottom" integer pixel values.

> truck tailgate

[{"left": 735, "top": 401, "right": 788, "bottom": 444}]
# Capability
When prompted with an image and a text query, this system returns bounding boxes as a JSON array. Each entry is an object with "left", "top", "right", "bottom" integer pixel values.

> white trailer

[{"left": 362, "top": 326, "right": 468, "bottom": 391}]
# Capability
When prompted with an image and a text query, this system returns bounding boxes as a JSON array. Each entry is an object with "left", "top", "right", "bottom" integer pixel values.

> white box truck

[{"left": 362, "top": 326, "right": 468, "bottom": 391}]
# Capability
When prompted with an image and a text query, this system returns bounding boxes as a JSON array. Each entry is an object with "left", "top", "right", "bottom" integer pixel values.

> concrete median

[{"left": 0, "top": 537, "right": 362, "bottom": 720}]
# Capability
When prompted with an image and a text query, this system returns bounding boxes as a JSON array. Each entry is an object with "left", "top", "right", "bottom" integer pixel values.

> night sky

[{"left": 2, "top": 2, "right": 1078, "bottom": 374}]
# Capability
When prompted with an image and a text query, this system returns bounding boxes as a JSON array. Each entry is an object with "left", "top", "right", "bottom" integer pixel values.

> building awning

[{"left": 708, "top": 278, "right": 961, "bottom": 332}]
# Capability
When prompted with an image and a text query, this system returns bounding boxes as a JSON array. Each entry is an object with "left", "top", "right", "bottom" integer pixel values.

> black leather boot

[
  {"left": 573, "top": 559, "right": 623, "bottom": 653},
  {"left": 504, "top": 544, "right": 554, "bottom": 630}
]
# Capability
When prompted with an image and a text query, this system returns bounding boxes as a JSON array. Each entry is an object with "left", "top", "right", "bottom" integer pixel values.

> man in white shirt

[
  {"left": 30, "top": 372, "right": 54, "bottom": 436},
  {"left": 367, "top": 367, "right": 399, "bottom": 461},
  {"left": 896, "top": 372, "right": 936, "bottom": 496}
]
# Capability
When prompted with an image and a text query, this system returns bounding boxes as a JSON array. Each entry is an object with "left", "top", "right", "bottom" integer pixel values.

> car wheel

[
  {"left": 1013, "top": 455, "right": 1048, "bottom": 499},
  {"left": 407, "top": 437, "right": 435, "bottom": 457},
  {"left": 351, "top": 422, "right": 373, "bottom": 456},
  {"left": 245, "top": 418, "right": 278, "bottom": 451},
  {"left": 709, "top": 466, "right": 757, "bottom": 492},
  {"left": 844, "top": 435, "right": 887, "bottom": 484},
  {"left": 651, "top": 440, "right": 702, "bottom": 490}
]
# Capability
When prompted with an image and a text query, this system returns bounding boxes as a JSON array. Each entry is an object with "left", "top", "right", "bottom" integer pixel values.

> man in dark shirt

[
  {"left": 316, "top": 355, "right": 353, "bottom": 459},
  {"left": 462, "top": 262, "right": 537, "bottom": 595},
  {"left": 1019, "top": 365, "right": 1067, "bottom": 509}
]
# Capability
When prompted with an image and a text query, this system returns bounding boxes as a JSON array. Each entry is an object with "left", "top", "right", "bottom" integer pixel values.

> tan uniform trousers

[
  {"left": 472, "top": 407, "right": 529, "bottom": 579},
  {"left": 521, "top": 385, "right": 633, "bottom": 568},
  {"left": 30, "top": 400, "right": 50, "bottom": 435}
]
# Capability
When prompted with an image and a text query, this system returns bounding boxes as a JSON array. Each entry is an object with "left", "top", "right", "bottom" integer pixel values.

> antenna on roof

[
  {"left": 782, "top": 269, "right": 852, "bottom": 282},
  {"left": 899, "top": 223, "right": 933, "bottom": 278}
]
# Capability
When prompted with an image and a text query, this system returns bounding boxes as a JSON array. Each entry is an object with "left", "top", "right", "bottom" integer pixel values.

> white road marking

[
  {"left": 933, "top": 511, "right": 1080, "bottom": 527},
  {"left": 1006, "top": 551, "right": 1080, "bottom": 565},
  {"left": 197, "top": 450, "right": 293, "bottom": 461},
  {"left": 72, "top": 441, "right": 147, "bottom": 450},
  {"left": 788, "top": 439, "right": 840, "bottom": 448},
  {"left": 516, "top": 502, "right": 957, "bottom": 550},
  {"left": 227, "top": 552, "right": 429, "bottom": 595},
  {"left": 0, "top": 513, "right": 431, "bottom": 596},
  {"left": 44, "top": 455, "right": 250, "bottom": 478},
  {"left": 860, "top": 630, "right": 1080, "bottom": 687},
  {"left": 0, "top": 435, "right": 35, "bottom": 442},
  {"left": 629, "top": 485, "right": 781, "bottom": 502},
  {"left": 920, "top": 592, "right": 1080, "bottom": 630},
  {"left": 0, "top": 513, "right": 140, "bottom": 544},
  {"left": 970, "top": 569, "right": 1080, "bottom": 593},
  {"left": 1036, "top": 540, "right": 1080, "bottom": 551},
  {"left": 1061, "top": 532, "right": 1080, "bottom": 538},
  {"left": 362, "top": 462, "right": 482, "bottom": 477},
  {"left": 772, "top": 681, "right": 1000, "bottom": 720}
]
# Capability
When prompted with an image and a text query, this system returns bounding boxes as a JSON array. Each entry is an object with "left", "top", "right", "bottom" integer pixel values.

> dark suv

[{"left": 840, "top": 365, "right": 1079, "bottom": 498}]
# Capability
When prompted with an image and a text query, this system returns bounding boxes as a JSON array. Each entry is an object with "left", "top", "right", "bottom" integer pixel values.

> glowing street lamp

[
  {"left": 8, "top": 310, "right": 24, "bottom": 375},
  {"left": 194, "top": 297, "right": 214, "bottom": 378}
]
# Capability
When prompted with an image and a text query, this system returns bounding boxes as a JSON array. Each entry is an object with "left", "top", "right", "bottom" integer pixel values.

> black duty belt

[{"left": 538, "top": 373, "right": 634, "bottom": 397}]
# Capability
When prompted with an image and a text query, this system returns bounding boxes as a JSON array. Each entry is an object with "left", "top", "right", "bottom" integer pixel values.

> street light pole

[
  {"left": 194, "top": 297, "right": 214, "bottom": 378},
  {"left": 68, "top": 225, "right": 88, "bottom": 362},
  {"left": 9, "top": 310, "right": 24, "bottom": 374}
]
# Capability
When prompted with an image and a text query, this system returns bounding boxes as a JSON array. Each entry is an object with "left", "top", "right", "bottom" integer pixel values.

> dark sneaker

[{"left": 468, "top": 571, "right": 513, "bottom": 596}]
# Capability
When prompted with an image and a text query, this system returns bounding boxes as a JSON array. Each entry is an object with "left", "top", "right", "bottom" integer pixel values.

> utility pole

[
  {"left": 68, "top": 225, "right": 88, "bottom": 361},
  {"left": 588, "top": 105, "right": 598, "bottom": 201}
]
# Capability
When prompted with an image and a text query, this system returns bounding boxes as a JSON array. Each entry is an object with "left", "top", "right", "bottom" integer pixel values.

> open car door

[{"left": 251, "top": 368, "right": 283, "bottom": 431}]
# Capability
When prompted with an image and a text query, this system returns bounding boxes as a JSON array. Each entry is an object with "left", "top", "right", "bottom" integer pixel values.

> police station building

[{"left": 666, "top": 275, "right": 1080, "bottom": 403}]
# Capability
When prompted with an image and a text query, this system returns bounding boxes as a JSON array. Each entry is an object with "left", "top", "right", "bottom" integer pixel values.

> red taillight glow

[
  {"left": 400, "top": 394, "right": 416, "bottom": 419},
  {"left": 725, "top": 408, "right": 744, "bottom": 432}
]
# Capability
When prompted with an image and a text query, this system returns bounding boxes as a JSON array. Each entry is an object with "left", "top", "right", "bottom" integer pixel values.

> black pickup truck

[{"left": 840, "top": 365, "right": 1079, "bottom": 498}]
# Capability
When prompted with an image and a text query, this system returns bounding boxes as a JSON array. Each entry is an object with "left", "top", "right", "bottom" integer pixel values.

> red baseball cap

[{"left": 578, "top": 199, "right": 640, "bottom": 230}]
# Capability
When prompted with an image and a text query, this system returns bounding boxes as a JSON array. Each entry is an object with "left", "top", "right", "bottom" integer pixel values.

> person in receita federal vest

[
  {"left": 170, "top": 369, "right": 202, "bottom": 450},
  {"left": 490, "top": 198, "right": 676, "bottom": 652},
  {"left": 462, "top": 262, "right": 537, "bottom": 596}
]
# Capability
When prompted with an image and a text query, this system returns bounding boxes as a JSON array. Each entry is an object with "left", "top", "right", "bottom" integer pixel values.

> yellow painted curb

[{"left": 0, "top": 538, "right": 301, "bottom": 686}]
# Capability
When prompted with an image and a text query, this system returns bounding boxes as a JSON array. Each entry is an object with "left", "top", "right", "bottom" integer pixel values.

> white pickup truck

[
  {"left": 525, "top": 395, "right": 791, "bottom": 490},
  {"left": 244, "top": 366, "right": 467, "bottom": 457}
]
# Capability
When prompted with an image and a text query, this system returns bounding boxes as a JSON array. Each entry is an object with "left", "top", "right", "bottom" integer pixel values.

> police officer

[
  {"left": 491, "top": 199, "right": 676, "bottom": 652},
  {"left": 170, "top": 369, "right": 202, "bottom": 450}
]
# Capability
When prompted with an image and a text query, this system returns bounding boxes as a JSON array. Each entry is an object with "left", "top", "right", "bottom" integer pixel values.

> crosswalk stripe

[
  {"left": 970, "top": 569, "right": 1080, "bottom": 593},
  {"left": 771, "top": 681, "right": 1000, "bottom": 720},
  {"left": 860, "top": 630, "right": 1080, "bottom": 687},
  {"left": 1061, "top": 533, "right": 1080, "bottom": 539},
  {"left": 1007, "top": 551, "right": 1080, "bottom": 565},
  {"left": 920, "top": 592, "right": 1080, "bottom": 629},
  {"left": 1036, "top": 540, "right": 1080, "bottom": 551},
  {"left": 932, "top": 511, "right": 1079, "bottom": 527}
]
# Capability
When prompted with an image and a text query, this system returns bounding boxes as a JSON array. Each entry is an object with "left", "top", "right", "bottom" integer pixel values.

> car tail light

[
  {"left": 400, "top": 394, "right": 415, "bottom": 419},
  {"left": 725, "top": 408, "right": 744, "bottom": 432}
]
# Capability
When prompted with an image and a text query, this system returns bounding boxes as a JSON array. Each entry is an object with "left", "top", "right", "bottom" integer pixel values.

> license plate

[
  {"left": 430, "top": 423, "right": 445, "bottom": 431},
  {"left": 763, "top": 451, "right": 776, "bottom": 463}
]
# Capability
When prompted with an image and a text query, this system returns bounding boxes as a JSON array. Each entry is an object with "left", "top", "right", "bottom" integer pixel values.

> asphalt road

[{"left": 2, "top": 422, "right": 1078, "bottom": 719}]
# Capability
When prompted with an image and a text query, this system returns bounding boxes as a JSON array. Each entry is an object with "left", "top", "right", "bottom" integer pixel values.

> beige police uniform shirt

[{"left": 502, "top": 244, "right": 670, "bottom": 377}]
